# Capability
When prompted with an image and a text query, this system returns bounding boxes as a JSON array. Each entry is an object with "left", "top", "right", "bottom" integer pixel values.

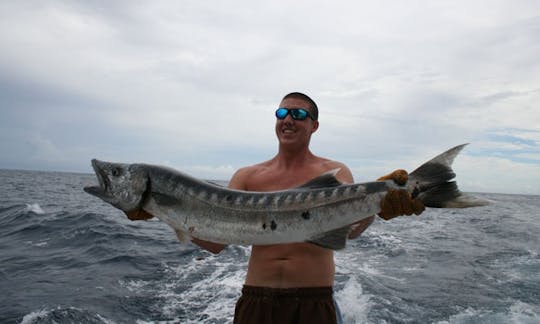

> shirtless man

[{"left": 128, "top": 92, "right": 424, "bottom": 323}]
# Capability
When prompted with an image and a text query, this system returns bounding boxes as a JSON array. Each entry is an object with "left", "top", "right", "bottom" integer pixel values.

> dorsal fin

[{"left": 296, "top": 168, "right": 343, "bottom": 189}]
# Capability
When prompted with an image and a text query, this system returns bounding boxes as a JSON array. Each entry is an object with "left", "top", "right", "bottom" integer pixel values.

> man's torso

[{"left": 233, "top": 156, "right": 350, "bottom": 288}]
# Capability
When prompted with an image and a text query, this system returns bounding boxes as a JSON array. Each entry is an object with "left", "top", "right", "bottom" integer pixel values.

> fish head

[{"left": 84, "top": 159, "right": 148, "bottom": 212}]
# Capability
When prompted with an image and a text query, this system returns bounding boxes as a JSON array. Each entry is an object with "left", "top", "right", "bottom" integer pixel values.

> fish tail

[{"left": 409, "top": 144, "right": 489, "bottom": 208}]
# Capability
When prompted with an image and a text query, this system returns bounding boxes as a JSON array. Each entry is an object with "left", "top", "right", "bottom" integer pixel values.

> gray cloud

[{"left": 1, "top": 1, "right": 539, "bottom": 194}]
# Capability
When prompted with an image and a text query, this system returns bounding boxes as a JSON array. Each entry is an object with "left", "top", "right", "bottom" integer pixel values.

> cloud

[
  {"left": 179, "top": 164, "right": 236, "bottom": 180},
  {"left": 454, "top": 155, "right": 540, "bottom": 195},
  {"left": 0, "top": 1, "right": 539, "bottom": 194}
]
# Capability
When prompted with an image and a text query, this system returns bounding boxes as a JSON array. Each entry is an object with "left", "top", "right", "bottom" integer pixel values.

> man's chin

[
  {"left": 278, "top": 134, "right": 297, "bottom": 143},
  {"left": 279, "top": 136, "right": 310, "bottom": 146}
]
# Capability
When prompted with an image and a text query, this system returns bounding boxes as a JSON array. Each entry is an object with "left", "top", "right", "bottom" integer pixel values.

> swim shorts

[{"left": 233, "top": 285, "right": 341, "bottom": 324}]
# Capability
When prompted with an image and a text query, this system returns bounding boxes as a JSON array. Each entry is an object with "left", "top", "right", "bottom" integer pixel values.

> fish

[{"left": 84, "top": 144, "right": 488, "bottom": 250}]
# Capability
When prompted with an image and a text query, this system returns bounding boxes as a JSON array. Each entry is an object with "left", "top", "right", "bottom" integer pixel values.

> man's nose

[{"left": 282, "top": 113, "right": 295, "bottom": 123}]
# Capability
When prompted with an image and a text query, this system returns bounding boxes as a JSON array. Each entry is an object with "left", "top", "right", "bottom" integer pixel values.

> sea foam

[{"left": 25, "top": 203, "right": 44, "bottom": 214}]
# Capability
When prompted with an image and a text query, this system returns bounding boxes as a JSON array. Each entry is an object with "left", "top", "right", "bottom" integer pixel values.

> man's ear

[{"left": 311, "top": 120, "right": 319, "bottom": 133}]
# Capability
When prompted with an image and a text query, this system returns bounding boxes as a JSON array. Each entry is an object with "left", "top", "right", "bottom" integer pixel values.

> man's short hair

[{"left": 282, "top": 92, "right": 319, "bottom": 120}]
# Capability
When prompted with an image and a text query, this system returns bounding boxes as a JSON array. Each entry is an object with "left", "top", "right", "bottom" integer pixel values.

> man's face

[{"left": 275, "top": 97, "right": 319, "bottom": 147}]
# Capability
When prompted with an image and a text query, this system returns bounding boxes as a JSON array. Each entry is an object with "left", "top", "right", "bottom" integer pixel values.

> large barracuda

[{"left": 84, "top": 144, "right": 487, "bottom": 250}]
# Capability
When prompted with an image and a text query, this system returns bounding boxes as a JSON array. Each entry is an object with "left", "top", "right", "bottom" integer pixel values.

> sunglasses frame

[{"left": 275, "top": 108, "right": 315, "bottom": 121}]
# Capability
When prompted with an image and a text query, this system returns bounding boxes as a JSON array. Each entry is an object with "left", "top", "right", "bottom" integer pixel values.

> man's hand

[
  {"left": 377, "top": 169, "right": 409, "bottom": 185},
  {"left": 377, "top": 169, "right": 425, "bottom": 220},
  {"left": 124, "top": 209, "right": 154, "bottom": 221}
]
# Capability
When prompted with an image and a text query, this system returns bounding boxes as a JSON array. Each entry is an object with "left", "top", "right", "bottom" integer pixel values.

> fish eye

[{"left": 112, "top": 167, "right": 121, "bottom": 177}]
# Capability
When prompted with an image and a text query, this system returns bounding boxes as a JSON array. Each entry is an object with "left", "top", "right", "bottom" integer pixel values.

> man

[{"left": 128, "top": 92, "right": 424, "bottom": 323}]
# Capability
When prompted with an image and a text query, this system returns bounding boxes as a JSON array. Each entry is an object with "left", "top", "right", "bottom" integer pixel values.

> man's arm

[{"left": 191, "top": 237, "right": 227, "bottom": 254}]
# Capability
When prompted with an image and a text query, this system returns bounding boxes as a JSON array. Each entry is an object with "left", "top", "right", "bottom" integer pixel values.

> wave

[
  {"left": 25, "top": 203, "right": 44, "bottom": 214},
  {"left": 436, "top": 301, "right": 539, "bottom": 324},
  {"left": 2, "top": 170, "right": 540, "bottom": 323},
  {"left": 20, "top": 307, "right": 115, "bottom": 324}
]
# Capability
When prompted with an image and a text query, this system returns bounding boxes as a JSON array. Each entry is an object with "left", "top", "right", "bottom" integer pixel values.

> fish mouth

[{"left": 83, "top": 159, "right": 110, "bottom": 198}]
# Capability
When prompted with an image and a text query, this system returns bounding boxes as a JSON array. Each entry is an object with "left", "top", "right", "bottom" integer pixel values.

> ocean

[{"left": 0, "top": 169, "right": 539, "bottom": 324}]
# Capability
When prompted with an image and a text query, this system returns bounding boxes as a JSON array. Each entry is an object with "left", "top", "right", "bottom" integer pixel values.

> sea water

[{"left": 0, "top": 169, "right": 539, "bottom": 323}]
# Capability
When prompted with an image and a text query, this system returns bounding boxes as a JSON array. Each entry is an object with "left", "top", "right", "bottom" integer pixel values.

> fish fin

[
  {"left": 409, "top": 144, "right": 467, "bottom": 186},
  {"left": 417, "top": 181, "right": 490, "bottom": 208},
  {"left": 307, "top": 226, "right": 350, "bottom": 250},
  {"left": 297, "top": 168, "right": 343, "bottom": 189},
  {"left": 151, "top": 192, "right": 179, "bottom": 206},
  {"left": 174, "top": 229, "right": 191, "bottom": 244},
  {"left": 409, "top": 144, "right": 489, "bottom": 208},
  {"left": 416, "top": 181, "right": 460, "bottom": 208}
]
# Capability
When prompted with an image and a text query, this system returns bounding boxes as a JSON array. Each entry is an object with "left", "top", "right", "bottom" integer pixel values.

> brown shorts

[{"left": 233, "top": 285, "right": 339, "bottom": 324}]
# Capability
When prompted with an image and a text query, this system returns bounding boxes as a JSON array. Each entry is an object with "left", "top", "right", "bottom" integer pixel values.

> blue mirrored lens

[{"left": 275, "top": 108, "right": 289, "bottom": 119}]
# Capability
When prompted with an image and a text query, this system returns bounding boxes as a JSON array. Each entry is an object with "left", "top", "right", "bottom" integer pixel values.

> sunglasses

[{"left": 275, "top": 108, "right": 315, "bottom": 121}]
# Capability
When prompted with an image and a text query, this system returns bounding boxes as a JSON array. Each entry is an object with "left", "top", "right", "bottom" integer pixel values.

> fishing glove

[
  {"left": 377, "top": 169, "right": 425, "bottom": 220},
  {"left": 124, "top": 209, "right": 155, "bottom": 221}
]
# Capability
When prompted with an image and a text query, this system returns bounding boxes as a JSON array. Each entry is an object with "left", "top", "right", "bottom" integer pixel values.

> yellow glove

[
  {"left": 377, "top": 169, "right": 425, "bottom": 220},
  {"left": 124, "top": 209, "right": 154, "bottom": 221}
]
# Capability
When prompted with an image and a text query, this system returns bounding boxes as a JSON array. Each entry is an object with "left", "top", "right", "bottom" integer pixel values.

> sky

[{"left": 0, "top": 1, "right": 539, "bottom": 195}]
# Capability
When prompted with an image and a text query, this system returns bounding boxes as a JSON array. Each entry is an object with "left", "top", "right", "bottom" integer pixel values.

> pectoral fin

[{"left": 307, "top": 226, "right": 350, "bottom": 250}]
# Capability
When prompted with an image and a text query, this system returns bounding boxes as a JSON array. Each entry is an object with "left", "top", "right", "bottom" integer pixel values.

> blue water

[{"left": 0, "top": 169, "right": 539, "bottom": 323}]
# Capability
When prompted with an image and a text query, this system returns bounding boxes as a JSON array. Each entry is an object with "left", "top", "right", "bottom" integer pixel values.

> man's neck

[{"left": 274, "top": 146, "right": 315, "bottom": 169}]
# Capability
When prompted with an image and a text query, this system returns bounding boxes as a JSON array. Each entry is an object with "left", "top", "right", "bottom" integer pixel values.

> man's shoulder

[
  {"left": 314, "top": 156, "right": 350, "bottom": 172},
  {"left": 234, "top": 160, "right": 272, "bottom": 176},
  {"left": 228, "top": 160, "right": 273, "bottom": 190},
  {"left": 315, "top": 157, "right": 354, "bottom": 183},
  {"left": 319, "top": 157, "right": 347, "bottom": 168}
]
